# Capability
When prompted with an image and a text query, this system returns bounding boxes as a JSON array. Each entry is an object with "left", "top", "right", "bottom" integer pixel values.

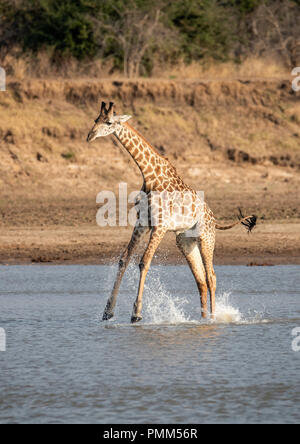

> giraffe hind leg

[
  {"left": 176, "top": 233, "right": 208, "bottom": 319},
  {"left": 198, "top": 235, "right": 216, "bottom": 318}
]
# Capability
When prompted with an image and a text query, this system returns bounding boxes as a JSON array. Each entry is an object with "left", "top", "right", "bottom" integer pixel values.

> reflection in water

[{"left": 121, "top": 327, "right": 216, "bottom": 372}]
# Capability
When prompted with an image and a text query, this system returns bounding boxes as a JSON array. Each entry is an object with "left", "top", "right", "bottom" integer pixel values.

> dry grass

[
  {"left": 2, "top": 52, "right": 117, "bottom": 79},
  {"left": 1, "top": 52, "right": 291, "bottom": 81},
  {"left": 153, "top": 57, "right": 290, "bottom": 80}
]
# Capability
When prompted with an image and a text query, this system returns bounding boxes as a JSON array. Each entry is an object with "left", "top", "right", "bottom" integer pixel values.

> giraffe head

[{"left": 87, "top": 101, "right": 131, "bottom": 142}]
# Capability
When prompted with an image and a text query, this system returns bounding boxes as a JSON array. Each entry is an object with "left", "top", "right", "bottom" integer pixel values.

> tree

[
  {"left": 0, "top": 0, "right": 97, "bottom": 59},
  {"left": 247, "top": 0, "right": 300, "bottom": 67},
  {"left": 94, "top": 0, "right": 171, "bottom": 77},
  {"left": 167, "top": 0, "right": 236, "bottom": 63}
]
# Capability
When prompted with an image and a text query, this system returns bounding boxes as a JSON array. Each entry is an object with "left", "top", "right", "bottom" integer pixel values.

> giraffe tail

[{"left": 216, "top": 209, "right": 257, "bottom": 233}]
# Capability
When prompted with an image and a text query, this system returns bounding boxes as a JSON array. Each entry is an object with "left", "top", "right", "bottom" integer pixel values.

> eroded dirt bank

[{"left": 0, "top": 78, "right": 299, "bottom": 264}]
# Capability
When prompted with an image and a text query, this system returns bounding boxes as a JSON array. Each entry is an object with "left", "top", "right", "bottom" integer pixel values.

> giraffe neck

[{"left": 114, "top": 123, "right": 162, "bottom": 182}]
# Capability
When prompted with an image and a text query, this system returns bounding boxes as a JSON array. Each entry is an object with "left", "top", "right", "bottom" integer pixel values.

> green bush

[
  {"left": 0, "top": 0, "right": 97, "bottom": 59},
  {"left": 168, "top": 0, "right": 235, "bottom": 62}
]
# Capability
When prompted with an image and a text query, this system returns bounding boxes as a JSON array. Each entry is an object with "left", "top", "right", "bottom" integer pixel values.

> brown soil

[
  {"left": 1, "top": 221, "right": 300, "bottom": 266},
  {"left": 0, "top": 78, "right": 299, "bottom": 265}
]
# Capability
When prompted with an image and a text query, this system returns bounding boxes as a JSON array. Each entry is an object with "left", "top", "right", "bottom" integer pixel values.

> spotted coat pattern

[{"left": 87, "top": 102, "right": 253, "bottom": 323}]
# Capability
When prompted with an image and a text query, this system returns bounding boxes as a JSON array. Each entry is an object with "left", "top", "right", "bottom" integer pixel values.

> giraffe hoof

[
  {"left": 131, "top": 315, "right": 142, "bottom": 324},
  {"left": 102, "top": 312, "right": 114, "bottom": 321}
]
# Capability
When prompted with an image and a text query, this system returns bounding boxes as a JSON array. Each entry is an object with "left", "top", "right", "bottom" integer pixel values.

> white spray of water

[
  {"left": 213, "top": 292, "right": 242, "bottom": 324},
  {"left": 143, "top": 274, "right": 190, "bottom": 325},
  {"left": 144, "top": 290, "right": 190, "bottom": 325},
  {"left": 213, "top": 292, "right": 267, "bottom": 325},
  {"left": 115, "top": 262, "right": 190, "bottom": 325}
]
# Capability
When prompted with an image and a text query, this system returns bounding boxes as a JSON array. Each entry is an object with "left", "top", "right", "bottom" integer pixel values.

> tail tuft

[
  {"left": 216, "top": 209, "right": 258, "bottom": 231},
  {"left": 238, "top": 208, "right": 257, "bottom": 233}
]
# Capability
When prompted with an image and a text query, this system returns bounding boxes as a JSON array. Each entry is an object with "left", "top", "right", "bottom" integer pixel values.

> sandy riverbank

[{"left": 1, "top": 222, "right": 299, "bottom": 266}]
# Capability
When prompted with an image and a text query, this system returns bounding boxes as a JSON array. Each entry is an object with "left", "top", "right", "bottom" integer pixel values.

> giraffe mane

[{"left": 124, "top": 122, "right": 164, "bottom": 159}]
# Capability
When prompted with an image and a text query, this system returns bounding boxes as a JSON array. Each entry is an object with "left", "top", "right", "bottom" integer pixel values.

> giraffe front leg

[
  {"left": 103, "top": 225, "right": 149, "bottom": 321},
  {"left": 131, "top": 227, "right": 167, "bottom": 324}
]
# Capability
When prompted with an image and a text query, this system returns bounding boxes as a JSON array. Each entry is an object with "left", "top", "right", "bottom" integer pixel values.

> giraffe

[{"left": 87, "top": 102, "right": 257, "bottom": 323}]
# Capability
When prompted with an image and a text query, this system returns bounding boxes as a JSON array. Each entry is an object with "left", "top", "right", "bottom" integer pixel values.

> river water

[{"left": 0, "top": 264, "right": 299, "bottom": 424}]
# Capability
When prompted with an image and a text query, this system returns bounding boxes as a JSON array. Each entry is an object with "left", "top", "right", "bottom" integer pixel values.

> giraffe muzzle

[{"left": 87, "top": 131, "right": 96, "bottom": 143}]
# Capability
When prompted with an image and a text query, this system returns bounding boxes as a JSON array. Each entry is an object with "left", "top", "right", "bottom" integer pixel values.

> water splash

[
  {"left": 114, "top": 263, "right": 191, "bottom": 325},
  {"left": 213, "top": 292, "right": 267, "bottom": 325},
  {"left": 143, "top": 273, "right": 190, "bottom": 325},
  {"left": 101, "top": 264, "right": 268, "bottom": 327},
  {"left": 214, "top": 292, "right": 242, "bottom": 324}
]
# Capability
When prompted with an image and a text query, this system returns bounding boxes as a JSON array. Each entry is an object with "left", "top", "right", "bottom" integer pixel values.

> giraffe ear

[{"left": 109, "top": 115, "right": 132, "bottom": 124}]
